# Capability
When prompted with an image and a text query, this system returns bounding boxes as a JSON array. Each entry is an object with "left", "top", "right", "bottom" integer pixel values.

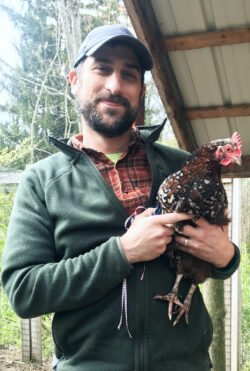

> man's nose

[{"left": 105, "top": 73, "right": 122, "bottom": 95}]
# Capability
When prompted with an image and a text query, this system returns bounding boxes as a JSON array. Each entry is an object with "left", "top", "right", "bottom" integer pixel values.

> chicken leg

[
  {"left": 173, "top": 283, "right": 197, "bottom": 326},
  {"left": 154, "top": 273, "right": 184, "bottom": 321}
]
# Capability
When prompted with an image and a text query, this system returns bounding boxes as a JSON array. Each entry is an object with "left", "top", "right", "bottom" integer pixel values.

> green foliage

[
  {"left": 0, "top": 0, "right": 136, "bottom": 169},
  {"left": 0, "top": 184, "right": 17, "bottom": 238},
  {"left": 0, "top": 0, "right": 78, "bottom": 168},
  {"left": 0, "top": 238, "right": 22, "bottom": 350},
  {"left": 0, "top": 183, "right": 20, "bottom": 348},
  {"left": 0, "top": 185, "right": 54, "bottom": 358},
  {"left": 41, "top": 314, "right": 53, "bottom": 359},
  {"left": 0, "top": 138, "right": 31, "bottom": 169},
  {"left": 0, "top": 186, "right": 20, "bottom": 349}
]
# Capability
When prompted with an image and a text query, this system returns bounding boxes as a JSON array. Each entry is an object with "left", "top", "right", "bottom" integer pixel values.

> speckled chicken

[{"left": 154, "top": 132, "right": 242, "bottom": 325}]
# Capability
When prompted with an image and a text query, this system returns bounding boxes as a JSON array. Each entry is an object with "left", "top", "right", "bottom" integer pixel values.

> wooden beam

[
  {"left": 164, "top": 28, "right": 250, "bottom": 51},
  {"left": 222, "top": 156, "right": 250, "bottom": 178},
  {"left": 134, "top": 94, "right": 145, "bottom": 126},
  {"left": 183, "top": 104, "right": 250, "bottom": 120},
  {"left": 123, "top": 0, "right": 195, "bottom": 152}
]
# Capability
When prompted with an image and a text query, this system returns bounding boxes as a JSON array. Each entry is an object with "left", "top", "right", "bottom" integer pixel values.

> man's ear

[{"left": 69, "top": 70, "right": 78, "bottom": 95}]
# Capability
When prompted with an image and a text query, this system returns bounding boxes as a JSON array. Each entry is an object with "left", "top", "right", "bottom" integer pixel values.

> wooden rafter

[
  {"left": 123, "top": 1, "right": 249, "bottom": 177},
  {"left": 183, "top": 104, "right": 250, "bottom": 120},
  {"left": 164, "top": 28, "right": 250, "bottom": 51},
  {"left": 123, "top": 0, "right": 195, "bottom": 152}
]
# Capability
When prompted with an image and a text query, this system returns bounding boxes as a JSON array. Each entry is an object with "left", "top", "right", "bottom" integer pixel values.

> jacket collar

[
  {"left": 49, "top": 117, "right": 167, "bottom": 156},
  {"left": 138, "top": 117, "right": 167, "bottom": 144}
]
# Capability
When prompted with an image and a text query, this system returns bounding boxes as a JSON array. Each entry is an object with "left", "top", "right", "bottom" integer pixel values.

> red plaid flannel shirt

[{"left": 71, "top": 129, "right": 152, "bottom": 216}]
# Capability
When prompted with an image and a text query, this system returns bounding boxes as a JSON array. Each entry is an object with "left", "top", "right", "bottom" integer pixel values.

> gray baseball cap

[{"left": 74, "top": 24, "right": 153, "bottom": 70}]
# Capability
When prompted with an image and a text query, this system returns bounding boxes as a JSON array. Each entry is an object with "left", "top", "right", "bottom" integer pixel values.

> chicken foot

[
  {"left": 154, "top": 273, "right": 184, "bottom": 321},
  {"left": 173, "top": 283, "right": 197, "bottom": 326}
]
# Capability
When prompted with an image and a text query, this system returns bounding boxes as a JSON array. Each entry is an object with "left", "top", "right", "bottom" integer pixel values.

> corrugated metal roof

[{"left": 124, "top": 0, "right": 250, "bottom": 177}]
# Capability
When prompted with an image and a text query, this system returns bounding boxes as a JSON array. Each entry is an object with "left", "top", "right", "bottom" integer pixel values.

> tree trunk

[
  {"left": 57, "top": 0, "right": 82, "bottom": 131},
  {"left": 30, "top": 51, "right": 58, "bottom": 164},
  {"left": 57, "top": 0, "right": 75, "bottom": 67},
  {"left": 68, "top": 0, "right": 82, "bottom": 57},
  {"left": 203, "top": 279, "right": 226, "bottom": 371}
]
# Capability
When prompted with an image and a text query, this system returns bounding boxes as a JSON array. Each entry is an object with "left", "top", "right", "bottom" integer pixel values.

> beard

[{"left": 76, "top": 93, "right": 141, "bottom": 138}]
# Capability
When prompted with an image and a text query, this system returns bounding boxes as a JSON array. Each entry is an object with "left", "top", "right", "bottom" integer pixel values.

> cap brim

[{"left": 85, "top": 34, "right": 153, "bottom": 70}]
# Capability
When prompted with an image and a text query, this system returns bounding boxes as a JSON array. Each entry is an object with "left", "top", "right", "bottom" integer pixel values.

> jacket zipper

[{"left": 136, "top": 262, "right": 146, "bottom": 371}]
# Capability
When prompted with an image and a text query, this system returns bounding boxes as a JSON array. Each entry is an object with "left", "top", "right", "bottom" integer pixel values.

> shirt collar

[{"left": 71, "top": 128, "right": 141, "bottom": 157}]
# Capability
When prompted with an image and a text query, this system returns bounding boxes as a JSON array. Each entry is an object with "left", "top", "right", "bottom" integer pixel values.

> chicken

[{"left": 154, "top": 132, "right": 242, "bottom": 325}]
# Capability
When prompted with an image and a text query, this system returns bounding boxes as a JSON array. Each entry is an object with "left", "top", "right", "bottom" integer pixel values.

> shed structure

[
  {"left": 123, "top": 1, "right": 248, "bottom": 370},
  {"left": 124, "top": 0, "right": 250, "bottom": 178}
]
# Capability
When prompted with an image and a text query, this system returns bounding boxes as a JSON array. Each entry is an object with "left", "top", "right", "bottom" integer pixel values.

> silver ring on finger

[{"left": 184, "top": 238, "right": 188, "bottom": 248}]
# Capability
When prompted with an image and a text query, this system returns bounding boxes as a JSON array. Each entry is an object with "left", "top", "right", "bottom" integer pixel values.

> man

[{"left": 1, "top": 25, "right": 240, "bottom": 371}]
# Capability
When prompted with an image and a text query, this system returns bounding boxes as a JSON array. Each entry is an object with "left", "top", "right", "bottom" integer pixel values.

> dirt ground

[{"left": 0, "top": 347, "right": 52, "bottom": 371}]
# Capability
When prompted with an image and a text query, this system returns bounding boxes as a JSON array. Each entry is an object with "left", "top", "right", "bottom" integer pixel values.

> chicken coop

[{"left": 123, "top": 1, "right": 250, "bottom": 370}]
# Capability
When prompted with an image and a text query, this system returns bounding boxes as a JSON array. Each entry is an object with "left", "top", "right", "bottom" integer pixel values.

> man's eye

[
  {"left": 123, "top": 71, "right": 137, "bottom": 80},
  {"left": 95, "top": 66, "right": 110, "bottom": 73}
]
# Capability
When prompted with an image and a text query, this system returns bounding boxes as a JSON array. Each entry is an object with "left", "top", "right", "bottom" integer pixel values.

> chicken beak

[{"left": 234, "top": 156, "right": 242, "bottom": 166}]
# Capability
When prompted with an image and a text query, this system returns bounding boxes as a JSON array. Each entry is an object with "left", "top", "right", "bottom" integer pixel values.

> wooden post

[
  {"left": 231, "top": 179, "right": 241, "bottom": 371},
  {"left": 203, "top": 279, "right": 226, "bottom": 371},
  {"left": 224, "top": 179, "right": 233, "bottom": 371},
  {"left": 21, "top": 319, "right": 32, "bottom": 361},
  {"left": 22, "top": 317, "right": 42, "bottom": 362}
]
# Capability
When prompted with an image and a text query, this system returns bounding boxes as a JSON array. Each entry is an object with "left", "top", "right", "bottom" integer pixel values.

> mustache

[{"left": 94, "top": 93, "right": 130, "bottom": 107}]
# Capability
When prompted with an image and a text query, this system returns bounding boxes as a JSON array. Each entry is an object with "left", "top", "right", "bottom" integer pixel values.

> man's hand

[
  {"left": 175, "top": 218, "right": 234, "bottom": 268},
  {"left": 120, "top": 208, "right": 192, "bottom": 264}
]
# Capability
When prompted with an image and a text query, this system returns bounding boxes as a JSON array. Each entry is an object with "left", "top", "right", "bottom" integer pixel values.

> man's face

[{"left": 71, "top": 43, "right": 144, "bottom": 137}]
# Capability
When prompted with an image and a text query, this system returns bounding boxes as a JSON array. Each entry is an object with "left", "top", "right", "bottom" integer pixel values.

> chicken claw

[
  {"left": 154, "top": 292, "right": 184, "bottom": 321},
  {"left": 173, "top": 283, "right": 197, "bottom": 326},
  {"left": 154, "top": 273, "right": 184, "bottom": 321}
]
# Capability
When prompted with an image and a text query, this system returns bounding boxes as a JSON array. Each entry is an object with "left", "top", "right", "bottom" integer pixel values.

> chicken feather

[{"left": 154, "top": 132, "right": 242, "bottom": 325}]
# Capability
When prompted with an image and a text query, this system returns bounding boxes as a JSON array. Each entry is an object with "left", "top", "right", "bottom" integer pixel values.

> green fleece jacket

[{"left": 1, "top": 124, "right": 240, "bottom": 371}]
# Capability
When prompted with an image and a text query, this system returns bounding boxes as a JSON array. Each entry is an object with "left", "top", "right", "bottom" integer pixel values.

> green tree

[
  {"left": 0, "top": 0, "right": 174, "bottom": 170},
  {"left": 0, "top": 0, "right": 78, "bottom": 168},
  {"left": 0, "top": 0, "right": 133, "bottom": 168}
]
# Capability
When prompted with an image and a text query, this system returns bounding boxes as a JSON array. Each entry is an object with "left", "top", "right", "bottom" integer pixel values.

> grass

[
  {"left": 0, "top": 240, "right": 22, "bottom": 350},
  {"left": 0, "top": 238, "right": 53, "bottom": 359}
]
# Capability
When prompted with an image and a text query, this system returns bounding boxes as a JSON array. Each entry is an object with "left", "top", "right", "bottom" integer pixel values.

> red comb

[{"left": 231, "top": 132, "right": 242, "bottom": 150}]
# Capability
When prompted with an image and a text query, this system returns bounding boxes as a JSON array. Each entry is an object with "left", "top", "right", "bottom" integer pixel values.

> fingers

[
  {"left": 132, "top": 208, "right": 192, "bottom": 225},
  {"left": 175, "top": 235, "right": 191, "bottom": 250},
  {"left": 174, "top": 222, "right": 234, "bottom": 267},
  {"left": 190, "top": 217, "right": 209, "bottom": 228},
  {"left": 139, "top": 208, "right": 155, "bottom": 217},
  {"left": 153, "top": 212, "right": 193, "bottom": 225}
]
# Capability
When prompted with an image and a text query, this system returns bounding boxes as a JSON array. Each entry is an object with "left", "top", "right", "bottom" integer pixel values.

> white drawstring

[
  {"left": 118, "top": 206, "right": 147, "bottom": 339},
  {"left": 117, "top": 264, "right": 146, "bottom": 339},
  {"left": 117, "top": 278, "right": 132, "bottom": 339},
  {"left": 140, "top": 262, "right": 145, "bottom": 280}
]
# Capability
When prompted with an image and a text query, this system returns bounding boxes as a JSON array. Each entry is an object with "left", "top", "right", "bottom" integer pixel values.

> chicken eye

[{"left": 225, "top": 146, "right": 232, "bottom": 152}]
